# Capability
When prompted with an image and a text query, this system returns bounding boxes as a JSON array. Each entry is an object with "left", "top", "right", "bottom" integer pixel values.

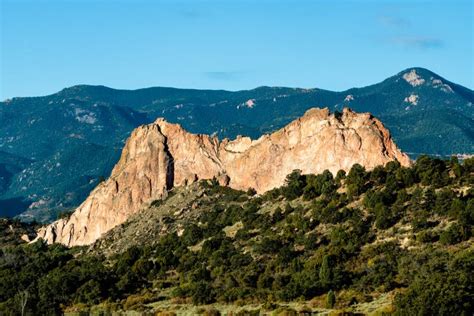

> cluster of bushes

[
  {"left": 0, "top": 156, "right": 472, "bottom": 315},
  {"left": 0, "top": 242, "right": 111, "bottom": 314}
]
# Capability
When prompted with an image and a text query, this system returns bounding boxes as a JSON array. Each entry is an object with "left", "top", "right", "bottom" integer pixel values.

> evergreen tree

[
  {"left": 326, "top": 290, "right": 336, "bottom": 308},
  {"left": 346, "top": 164, "right": 367, "bottom": 198},
  {"left": 319, "top": 255, "right": 332, "bottom": 288}
]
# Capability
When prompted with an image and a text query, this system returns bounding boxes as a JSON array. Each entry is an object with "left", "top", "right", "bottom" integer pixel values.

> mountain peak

[
  {"left": 398, "top": 66, "right": 437, "bottom": 77},
  {"left": 395, "top": 67, "right": 451, "bottom": 87},
  {"left": 59, "top": 84, "right": 102, "bottom": 93}
]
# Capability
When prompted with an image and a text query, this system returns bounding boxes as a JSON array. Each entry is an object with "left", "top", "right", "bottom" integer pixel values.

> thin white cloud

[
  {"left": 392, "top": 36, "right": 444, "bottom": 49},
  {"left": 203, "top": 71, "right": 245, "bottom": 81},
  {"left": 378, "top": 15, "right": 410, "bottom": 28}
]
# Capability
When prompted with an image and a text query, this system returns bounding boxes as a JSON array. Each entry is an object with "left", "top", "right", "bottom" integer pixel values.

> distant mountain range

[{"left": 1, "top": 67, "right": 473, "bottom": 221}]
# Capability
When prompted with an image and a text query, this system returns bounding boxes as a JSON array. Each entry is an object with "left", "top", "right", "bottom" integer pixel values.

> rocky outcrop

[{"left": 36, "top": 108, "right": 410, "bottom": 246}]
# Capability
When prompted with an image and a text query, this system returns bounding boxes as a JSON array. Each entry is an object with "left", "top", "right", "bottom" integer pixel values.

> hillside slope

[{"left": 0, "top": 156, "right": 472, "bottom": 315}]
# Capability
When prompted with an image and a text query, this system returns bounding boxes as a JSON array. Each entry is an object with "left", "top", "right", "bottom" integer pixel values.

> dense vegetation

[{"left": 0, "top": 156, "right": 473, "bottom": 315}]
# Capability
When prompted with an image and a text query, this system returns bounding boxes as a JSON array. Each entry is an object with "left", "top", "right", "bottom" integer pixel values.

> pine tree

[{"left": 319, "top": 255, "right": 332, "bottom": 288}]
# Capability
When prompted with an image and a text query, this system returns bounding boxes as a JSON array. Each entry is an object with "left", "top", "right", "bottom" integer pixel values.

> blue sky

[{"left": 1, "top": 0, "right": 473, "bottom": 99}]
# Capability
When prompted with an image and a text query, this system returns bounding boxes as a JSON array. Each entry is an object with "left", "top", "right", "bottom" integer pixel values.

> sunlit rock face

[{"left": 35, "top": 107, "right": 410, "bottom": 246}]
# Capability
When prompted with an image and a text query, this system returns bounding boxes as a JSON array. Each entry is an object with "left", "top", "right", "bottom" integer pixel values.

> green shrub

[
  {"left": 416, "top": 230, "right": 439, "bottom": 243},
  {"left": 440, "top": 224, "right": 464, "bottom": 245}
]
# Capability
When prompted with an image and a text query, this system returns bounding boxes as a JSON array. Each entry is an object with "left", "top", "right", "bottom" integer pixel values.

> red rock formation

[{"left": 36, "top": 108, "right": 410, "bottom": 246}]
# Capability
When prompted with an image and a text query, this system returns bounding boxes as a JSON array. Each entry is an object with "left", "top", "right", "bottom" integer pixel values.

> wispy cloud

[
  {"left": 203, "top": 71, "right": 244, "bottom": 81},
  {"left": 378, "top": 15, "right": 410, "bottom": 28},
  {"left": 392, "top": 37, "right": 444, "bottom": 50},
  {"left": 377, "top": 13, "right": 445, "bottom": 51}
]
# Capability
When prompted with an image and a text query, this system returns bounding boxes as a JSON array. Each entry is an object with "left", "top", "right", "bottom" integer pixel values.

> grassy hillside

[{"left": 0, "top": 156, "right": 473, "bottom": 315}]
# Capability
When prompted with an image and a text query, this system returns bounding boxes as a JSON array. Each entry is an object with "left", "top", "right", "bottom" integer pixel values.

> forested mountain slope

[{"left": 1, "top": 67, "right": 472, "bottom": 221}]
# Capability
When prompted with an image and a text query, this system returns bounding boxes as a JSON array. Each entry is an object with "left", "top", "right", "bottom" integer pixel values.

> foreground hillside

[
  {"left": 1, "top": 67, "right": 472, "bottom": 220},
  {"left": 0, "top": 156, "right": 472, "bottom": 315}
]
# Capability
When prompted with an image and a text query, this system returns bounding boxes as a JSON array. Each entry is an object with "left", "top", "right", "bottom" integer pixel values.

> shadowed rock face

[{"left": 35, "top": 108, "right": 410, "bottom": 246}]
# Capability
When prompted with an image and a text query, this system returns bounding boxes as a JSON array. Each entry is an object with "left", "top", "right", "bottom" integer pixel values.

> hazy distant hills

[{"left": 0, "top": 67, "right": 472, "bottom": 221}]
